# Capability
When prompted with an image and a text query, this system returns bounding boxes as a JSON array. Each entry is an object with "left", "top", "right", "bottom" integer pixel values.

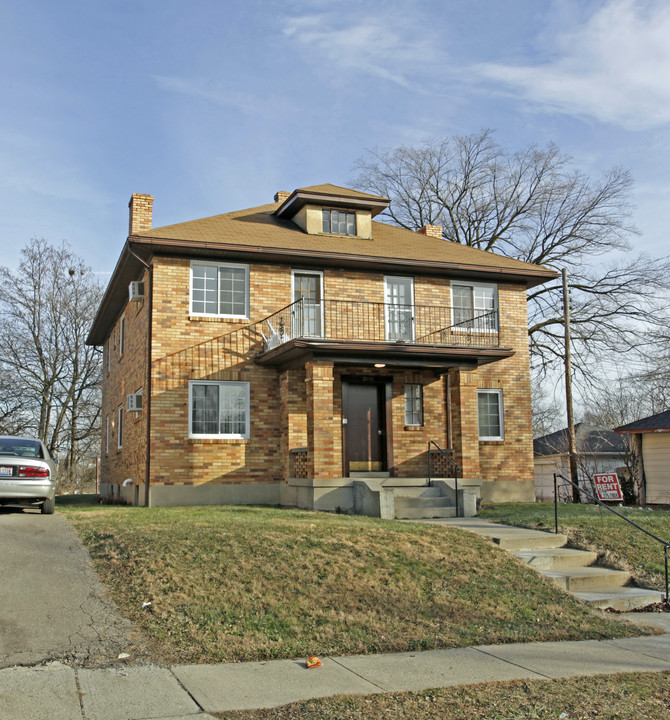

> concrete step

[
  {"left": 392, "top": 486, "right": 444, "bottom": 499},
  {"left": 490, "top": 532, "right": 568, "bottom": 552},
  {"left": 516, "top": 547, "right": 598, "bottom": 571},
  {"left": 541, "top": 566, "right": 630, "bottom": 592},
  {"left": 395, "top": 496, "right": 452, "bottom": 509},
  {"left": 573, "top": 587, "right": 665, "bottom": 612},
  {"left": 395, "top": 505, "right": 457, "bottom": 520}
]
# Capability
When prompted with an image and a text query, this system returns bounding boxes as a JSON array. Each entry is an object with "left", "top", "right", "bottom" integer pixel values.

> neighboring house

[
  {"left": 534, "top": 424, "right": 627, "bottom": 501},
  {"left": 615, "top": 409, "right": 670, "bottom": 505},
  {"left": 86, "top": 184, "right": 557, "bottom": 512}
]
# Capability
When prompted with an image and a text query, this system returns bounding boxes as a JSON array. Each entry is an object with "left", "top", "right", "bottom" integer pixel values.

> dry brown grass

[{"left": 62, "top": 504, "right": 644, "bottom": 664}]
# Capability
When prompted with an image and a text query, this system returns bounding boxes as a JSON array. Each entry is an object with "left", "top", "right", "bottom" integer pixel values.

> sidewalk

[{"left": 1, "top": 612, "right": 669, "bottom": 720}]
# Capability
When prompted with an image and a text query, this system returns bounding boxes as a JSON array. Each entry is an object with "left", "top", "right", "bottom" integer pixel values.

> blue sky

[{"left": 1, "top": 0, "right": 669, "bottom": 274}]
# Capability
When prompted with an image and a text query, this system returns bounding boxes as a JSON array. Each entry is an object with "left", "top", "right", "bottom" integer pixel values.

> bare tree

[
  {"left": 0, "top": 239, "right": 103, "bottom": 489},
  {"left": 353, "top": 131, "right": 670, "bottom": 380}
]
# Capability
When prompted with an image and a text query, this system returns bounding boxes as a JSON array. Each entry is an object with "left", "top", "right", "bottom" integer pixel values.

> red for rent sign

[{"left": 593, "top": 473, "right": 623, "bottom": 501}]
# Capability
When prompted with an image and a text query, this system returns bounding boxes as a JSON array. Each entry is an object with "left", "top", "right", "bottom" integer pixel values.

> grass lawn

[
  {"left": 479, "top": 503, "right": 670, "bottom": 591},
  {"left": 61, "top": 503, "right": 645, "bottom": 665},
  {"left": 215, "top": 671, "right": 670, "bottom": 720}
]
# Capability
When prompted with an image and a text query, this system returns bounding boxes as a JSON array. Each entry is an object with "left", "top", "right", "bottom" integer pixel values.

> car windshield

[{"left": 0, "top": 438, "right": 44, "bottom": 458}]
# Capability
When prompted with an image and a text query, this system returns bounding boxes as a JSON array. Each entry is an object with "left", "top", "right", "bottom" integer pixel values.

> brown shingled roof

[
  {"left": 87, "top": 187, "right": 559, "bottom": 346},
  {"left": 137, "top": 200, "right": 553, "bottom": 275}
]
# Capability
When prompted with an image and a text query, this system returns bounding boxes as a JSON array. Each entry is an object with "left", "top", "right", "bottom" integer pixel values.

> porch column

[
  {"left": 449, "top": 370, "right": 481, "bottom": 478},
  {"left": 279, "top": 370, "right": 291, "bottom": 482},
  {"left": 306, "top": 361, "right": 338, "bottom": 479}
]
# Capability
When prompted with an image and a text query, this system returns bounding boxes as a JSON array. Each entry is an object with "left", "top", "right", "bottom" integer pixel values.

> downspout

[
  {"left": 128, "top": 245, "right": 153, "bottom": 507},
  {"left": 144, "top": 262, "right": 153, "bottom": 507}
]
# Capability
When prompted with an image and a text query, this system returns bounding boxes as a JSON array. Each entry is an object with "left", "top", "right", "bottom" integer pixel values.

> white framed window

[
  {"left": 322, "top": 209, "right": 356, "bottom": 235},
  {"left": 404, "top": 384, "right": 423, "bottom": 426},
  {"left": 117, "top": 405, "right": 123, "bottom": 449},
  {"left": 119, "top": 314, "right": 125, "bottom": 356},
  {"left": 190, "top": 261, "right": 249, "bottom": 318},
  {"left": 291, "top": 270, "right": 324, "bottom": 338},
  {"left": 105, "top": 415, "right": 110, "bottom": 454},
  {"left": 384, "top": 276, "right": 415, "bottom": 342},
  {"left": 189, "top": 380, "right": 250, "bottom": 439},
  {"left": 451, "top": 282, "right": 498, "bottom": 331},
  {"left": 477, "top": 389, "right": 504, "bottom": 441},
  {"left": 106, "top": 340, "right": 111, "bottom": 372}
]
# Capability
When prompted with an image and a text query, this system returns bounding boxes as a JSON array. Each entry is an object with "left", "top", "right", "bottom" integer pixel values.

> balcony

[{"left": 255, "top": 299, "right": 512, "bottom": 371}]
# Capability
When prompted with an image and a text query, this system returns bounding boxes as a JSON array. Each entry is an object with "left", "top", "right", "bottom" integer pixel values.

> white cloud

[
  {"left": 153, "top": 75, "right": 267, "bottom": 115},
  {"left": 282, "top": 10, "right": 444, "bottom": 89},
  {"left": 473, "top": 0, "right": 670, "bottom": 130}
]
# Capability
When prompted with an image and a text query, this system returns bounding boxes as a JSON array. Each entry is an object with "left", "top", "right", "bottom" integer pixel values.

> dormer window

[{"left": 322, "top": 209, "right": 356, "bottom": 235}]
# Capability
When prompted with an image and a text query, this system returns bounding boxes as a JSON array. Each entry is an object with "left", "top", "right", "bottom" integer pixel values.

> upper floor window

[
  {"left": 322, "top": 209, "right": 356, "bottom": 235},
  {"left": 452, "top": 283, "right": 498, "bottom": 331},
  {"left": 191, "top": 262, "right": 249, "bottom": 318},
  {"left": 119, "top": 314, "right": 125, "bottom": 356}
]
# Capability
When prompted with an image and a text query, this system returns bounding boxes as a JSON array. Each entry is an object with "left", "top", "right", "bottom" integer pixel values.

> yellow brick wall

[{"left": 99, "top": 256, "right": 534, "bottom": 491}]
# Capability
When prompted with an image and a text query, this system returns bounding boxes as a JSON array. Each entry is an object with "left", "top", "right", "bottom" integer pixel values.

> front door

[{"left": 342, "top": 380, "right": 387, "bottom": 474}]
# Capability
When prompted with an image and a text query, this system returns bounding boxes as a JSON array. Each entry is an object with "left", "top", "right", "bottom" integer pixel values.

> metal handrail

[
  {"left": 553, "top": 472, "right": 669, "bottom": 603},
  {"left": 260, "top": 298, "right": 500, "bottom": 352},
  {"left": 428, "top": 441, "right": 462, "bottom": 517}
]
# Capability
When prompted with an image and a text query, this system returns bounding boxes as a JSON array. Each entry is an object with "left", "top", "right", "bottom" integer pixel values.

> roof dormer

[{"left": 274, "top": 184, "right": 389, "bottom": 240}]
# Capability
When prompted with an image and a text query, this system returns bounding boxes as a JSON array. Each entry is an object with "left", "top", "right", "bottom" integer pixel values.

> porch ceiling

[{"left": 254, "top": 338, "right": 514, "bottom": 372}]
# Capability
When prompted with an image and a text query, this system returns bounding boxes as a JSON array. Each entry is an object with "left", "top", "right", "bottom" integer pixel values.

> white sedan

[{"left": 0, "top": 436, "right": 57, "bottom": 514}]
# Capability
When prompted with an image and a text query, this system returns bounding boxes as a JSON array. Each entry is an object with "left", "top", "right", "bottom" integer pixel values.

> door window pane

[{"left": 385, "top": 276, "right": 414, "bottom": 341}]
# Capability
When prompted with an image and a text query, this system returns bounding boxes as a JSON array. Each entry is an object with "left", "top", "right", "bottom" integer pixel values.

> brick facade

[{"left": 100, "top": 258, "right": 535, "bottom": 502}]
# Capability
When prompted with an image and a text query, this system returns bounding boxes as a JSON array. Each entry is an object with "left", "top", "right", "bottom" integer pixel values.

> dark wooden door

[{"left": 342, "top": 381, "right": 386, "bottom": 474}]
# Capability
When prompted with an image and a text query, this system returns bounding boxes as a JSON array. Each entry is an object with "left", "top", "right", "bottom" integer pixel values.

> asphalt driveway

[{"left": 0, "top": 508, "right": 138, "bottom": 669}]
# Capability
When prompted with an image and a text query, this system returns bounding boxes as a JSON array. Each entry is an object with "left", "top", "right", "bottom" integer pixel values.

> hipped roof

[{"left": 87, "top": 185, "right": 559, "bottom": 346}]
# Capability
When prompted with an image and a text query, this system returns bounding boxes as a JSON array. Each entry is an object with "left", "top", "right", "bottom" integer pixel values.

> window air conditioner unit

[
  {"left": 127, "top": 393, "right": 143, "bottom": 412},
  {"left": 129, "top": 281, "right": 145, "bottom": 302}
]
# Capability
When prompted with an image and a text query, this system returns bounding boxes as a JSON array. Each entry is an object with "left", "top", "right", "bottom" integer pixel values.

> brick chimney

[
  {"left": 274, "top": 190, "right": 291, "bottom": 204},
  {"left": 128, "top": 193, "right": 154, "bottom": 236},
  {"left": 416, "top": 224, "right": 443, "bottom": 238}
]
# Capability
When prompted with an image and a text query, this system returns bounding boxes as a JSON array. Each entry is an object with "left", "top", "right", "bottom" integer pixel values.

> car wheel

[{"left": 41, "top": 497, "right": 55, "bottom": 514}]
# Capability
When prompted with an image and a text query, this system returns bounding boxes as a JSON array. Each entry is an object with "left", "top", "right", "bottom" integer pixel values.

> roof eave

[{"left": 274, "top": 189, "right": 389, "bottom": 220}]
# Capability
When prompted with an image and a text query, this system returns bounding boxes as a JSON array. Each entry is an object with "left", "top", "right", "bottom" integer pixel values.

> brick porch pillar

[
  {"left": 449, "top": 370, "right": 481, "bottom": 478},
  {"left": 279, "top": 370, "right": 291, "bottom": 482},
  {"left": 305, "top": 361, "right": 337, "bottom": 479}
]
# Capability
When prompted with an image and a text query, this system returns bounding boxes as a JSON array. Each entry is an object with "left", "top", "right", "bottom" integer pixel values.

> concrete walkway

[{"left": 1, "top": 612, "right": 669, "bottom": 719}]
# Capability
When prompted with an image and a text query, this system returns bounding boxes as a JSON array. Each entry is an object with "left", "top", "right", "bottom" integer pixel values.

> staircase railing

[
  {"left": 553, "top": 472, "right": 669, "bottom": 603},
  {"left": 428, "top": 441, "right": 462, "bottom": 517}
]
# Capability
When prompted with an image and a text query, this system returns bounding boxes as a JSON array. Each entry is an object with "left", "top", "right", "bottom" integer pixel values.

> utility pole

[{"left": 562, "top": 269, "right": 580, "bottom": 503}]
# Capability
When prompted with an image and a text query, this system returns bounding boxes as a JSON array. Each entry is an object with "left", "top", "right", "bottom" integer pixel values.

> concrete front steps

[
  {"left": 393, "top": 486, "right": 457, "bottom": 520},
  {"left": 441, "top": 519, "right": 663, "bottom": 612}
]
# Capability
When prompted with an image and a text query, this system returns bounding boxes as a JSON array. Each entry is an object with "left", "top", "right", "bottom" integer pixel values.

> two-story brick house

[{"left": 86, "top": 184, "right": 557, "bottom": 514}]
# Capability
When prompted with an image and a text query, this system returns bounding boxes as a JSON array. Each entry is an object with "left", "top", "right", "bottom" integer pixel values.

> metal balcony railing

[{"left": 261, "top": 299, "right": 500, "bottom": 352}]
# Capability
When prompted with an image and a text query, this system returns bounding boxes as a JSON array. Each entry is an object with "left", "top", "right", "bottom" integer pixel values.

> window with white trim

[
  {"left": 322, "top": 209, "right": 356, "bottom": 235},
  {"left": 452, "top": 283, "right": 498, "bottom": 331},
  {"left": 477, "top": 389, "right": 504, "bottom": 440},
  {"left": 106, "top": 415, "right": 110, "bottom": 454},
  {"left": 117, "top": 405, "right": 123, "bottom": 449},
  {"left": 189, "top": 381, "right": 250, "bottom": 439},
  {"left": 404, "top": 384, "right": 423, "bottom": 426},
  {"left": 119, "top": 314, "right": 125, "bottom": 356},
  {"left": 190, "top": 262, "right": 249, "bottom": 318}
]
